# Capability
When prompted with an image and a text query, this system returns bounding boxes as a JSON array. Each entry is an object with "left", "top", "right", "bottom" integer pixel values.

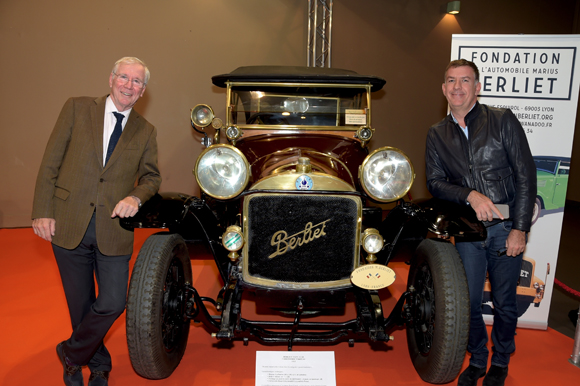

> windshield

[{"left": 228, "top": 85, "right": 370, "bottom": 130}]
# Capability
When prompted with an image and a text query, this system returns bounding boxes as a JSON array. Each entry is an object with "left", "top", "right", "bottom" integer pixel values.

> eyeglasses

[{"left": 113, "top": 72, "right": 145, "bottom": 89}]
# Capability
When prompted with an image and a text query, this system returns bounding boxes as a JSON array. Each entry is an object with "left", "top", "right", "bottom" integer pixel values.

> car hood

[{"left": 235, "top": 134, "right": 369, "bottom": 189}]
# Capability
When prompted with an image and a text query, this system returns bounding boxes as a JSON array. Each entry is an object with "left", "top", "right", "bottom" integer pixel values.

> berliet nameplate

[{"left": 269, "top": 219, "right": 330, "bottom": 258}]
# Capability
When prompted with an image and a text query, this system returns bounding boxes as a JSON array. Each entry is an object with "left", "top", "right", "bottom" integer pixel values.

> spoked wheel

[
  {"left": 406, "top": 238, "right": 470, "bottom": 384},
  {"left": 126, "top": 233, "right": 192, "bottom": 379}
]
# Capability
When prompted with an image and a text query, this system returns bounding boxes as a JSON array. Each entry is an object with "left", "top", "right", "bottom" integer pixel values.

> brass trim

[
  {"left": 224, "top": 81, "right": 372, "bottom": 133},
  {"left": 222, "top": 225, "right": 244, "bottom": 252},
  {"left": 242, "top": 193, "right": 363, "bottom": 289},
  {"left": 228, "top": 81, "right": 373, "bottom": 89},
  {"left": 253, "top": 148, "right": 356, "bottom": 187},
  {"left": 236, "top": 124, "right": 360, "bottom": 132},
  {"left": 214, "top": 128, "right": 221, "bottom": 144},
  {"left": 356, "top": 126, "right": 373, "bottom": 140},
  {"left": 191, "top": 104, "right": 215, "bottom": 128},
  {"left": 361, "top": 228, "right": 384, "bottom": 263},
  {"left": 226, "top": 86, "right": 233, "bottom": 127},
  {"left": 359, "top": 146, "right": 415, "bottom": 202},
  {"left": 365, "top": 84, "right": 372, "bottom": 127},
  {"left": 295, "top": 157, "right": 312, "bottom": 174},
  {"left": 222, "top": 129, "right": 362, "bottom": 143},
  {"left": 356, "top": 126, "right": 373, "bottom": 148},
  {"left": 194, "top": 144, "right": 250, "bottom": 200},
  {"left": 250, "top": 172, "right": 355, "bottom": 191}
]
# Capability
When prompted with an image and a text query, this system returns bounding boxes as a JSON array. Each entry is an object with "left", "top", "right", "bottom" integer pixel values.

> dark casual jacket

[{"left": 425, "top": 102, "right": 537, "bottom": 232}]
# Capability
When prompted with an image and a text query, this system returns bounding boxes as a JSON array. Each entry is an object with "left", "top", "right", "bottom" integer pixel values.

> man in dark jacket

[{"left": 425, "top": 59, "right": 536, "bottom": 386}]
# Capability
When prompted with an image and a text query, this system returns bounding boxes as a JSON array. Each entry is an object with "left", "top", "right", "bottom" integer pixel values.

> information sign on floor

[{"left": 255, "top": 351, "right": 336, "bottom": 386}]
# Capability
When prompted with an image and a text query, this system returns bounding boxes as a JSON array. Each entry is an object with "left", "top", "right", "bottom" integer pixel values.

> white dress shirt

[{"left": 103, "top": 96, "right": 132, "bottom": 166}]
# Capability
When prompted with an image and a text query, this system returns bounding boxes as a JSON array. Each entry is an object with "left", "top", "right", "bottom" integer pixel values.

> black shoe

[
  {"left": 56, "top": 342, "right": 83, "bottom": 386},
  {"left": 458, "top": 365, "right": 486, "bottom": 386},
  {"left": 483, "top": 365, "right": 508, "bottom": 386},
  {"left": 88, "top": 370, "right": 110, "bottom": 386}
]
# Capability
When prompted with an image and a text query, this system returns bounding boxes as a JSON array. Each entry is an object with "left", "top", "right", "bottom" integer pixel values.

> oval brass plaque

[{"left": 350, "top": 264, "right": 396, "bottom": 290}]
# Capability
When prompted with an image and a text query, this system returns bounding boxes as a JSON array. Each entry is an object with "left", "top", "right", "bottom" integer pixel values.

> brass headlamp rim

[
  {"left": 361, "top": 228, "right": 384, "bottom": 262},
  {"left": 191, "top": 104, "right": 215, "bottom": 128},
  {"left": 194, "top": 144, "right": 250, "bottom": 200},
  {"left": 359, "top": 146, "right": 415, "bottom": 203},
  {"left": 222, "top": 225, "right": 244, "bottom": 252}
]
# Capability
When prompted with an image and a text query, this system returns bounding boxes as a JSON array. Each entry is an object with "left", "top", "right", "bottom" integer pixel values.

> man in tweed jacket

[{"left": 32, "top": 57, "right": 161, "bottom": 386}]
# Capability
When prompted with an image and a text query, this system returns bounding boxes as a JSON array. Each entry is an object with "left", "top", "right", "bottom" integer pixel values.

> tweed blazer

[{"left": 32, "top": 96, "right": 161, "bottom": 255}]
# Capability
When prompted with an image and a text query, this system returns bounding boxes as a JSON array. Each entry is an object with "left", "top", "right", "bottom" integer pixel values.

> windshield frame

[{"left": 225, "top": 81, "right": 373, "bottom": 132}]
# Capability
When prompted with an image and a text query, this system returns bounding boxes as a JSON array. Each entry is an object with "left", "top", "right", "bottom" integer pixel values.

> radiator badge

[
  {"left": 269, "top": 219, "right": 330, "bottom": 258},
  {"left": 351, "top": 264, "right": 396, "bottom": 290},
  {"left": 295, "top": 175, "right": 313, "bottom": 190}
]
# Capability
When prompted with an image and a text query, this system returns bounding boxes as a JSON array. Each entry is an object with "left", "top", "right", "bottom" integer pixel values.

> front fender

[
  {"left": 120, "top": 191, "right": 224, "bottom": 242},
  {"left": 121, "top": 192, "right": 195, "bottom": 230},
  {"left": 121, "top": 192, "right": 230, "bottom": 282},
  {"left": 374, "top": 198, "right": 486, "bottom": 265},
  {"left": 415, "top": 197, "right": 486, "bottom": 240}
]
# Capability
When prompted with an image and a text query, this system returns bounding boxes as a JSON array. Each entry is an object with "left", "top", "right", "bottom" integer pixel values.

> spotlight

[{"left": 447, "top": 1, "right": 460, "bottom": 14}]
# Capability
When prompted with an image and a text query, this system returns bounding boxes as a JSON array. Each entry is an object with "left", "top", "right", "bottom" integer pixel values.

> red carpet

[{"left": 1, "top": 227, "right": 578, "bottom": 385}]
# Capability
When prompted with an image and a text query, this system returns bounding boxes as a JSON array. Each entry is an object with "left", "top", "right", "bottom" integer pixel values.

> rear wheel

[
  {"left": 406, "top": 239, "right": 470, "bottom": 384},
  {"left": 126, "top": 233, "right": 192, "bottom": 379}
]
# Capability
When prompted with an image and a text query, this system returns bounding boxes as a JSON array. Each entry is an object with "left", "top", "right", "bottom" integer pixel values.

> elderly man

[
  {"left": 425, "top": 59, "right": 536, "bottom": 386},
  {"left": 32, "top": 57, "right": 161, "bottom": 386}
]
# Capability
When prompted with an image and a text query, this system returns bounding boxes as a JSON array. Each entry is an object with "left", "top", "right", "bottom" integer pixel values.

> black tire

[
  {"left": 126, "top": 233, "right": 192, "bottom": 379},
  {"left": 406, "top": 239, "right": 470, "bottom": 384}
]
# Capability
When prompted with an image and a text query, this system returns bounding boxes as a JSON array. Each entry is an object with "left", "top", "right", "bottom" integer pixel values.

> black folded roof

[{"left": 212, "top": 66, "right": 386, "bottom": 91}]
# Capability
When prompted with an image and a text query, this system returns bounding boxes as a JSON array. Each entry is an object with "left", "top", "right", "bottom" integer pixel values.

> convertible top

[{"left": 212, "top": 66, "right": 386, "bottom": 91}]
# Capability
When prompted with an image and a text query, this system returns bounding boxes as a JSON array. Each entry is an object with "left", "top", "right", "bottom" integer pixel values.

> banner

[{"left": 450, "top": 34, "right": 580, "bottom": 329}]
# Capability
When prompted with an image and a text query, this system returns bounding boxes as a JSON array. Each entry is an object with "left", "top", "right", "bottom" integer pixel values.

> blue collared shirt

[{"left": 450, "top": 103, "right": 476, "bottom": 139}]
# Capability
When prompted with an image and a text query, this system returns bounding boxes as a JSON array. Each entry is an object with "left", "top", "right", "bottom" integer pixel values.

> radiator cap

[{"left": 351, "top": 264, "right": 396, "bottom": 290}]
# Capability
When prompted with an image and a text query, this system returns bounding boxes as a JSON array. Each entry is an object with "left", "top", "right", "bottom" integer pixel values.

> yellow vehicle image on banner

[{"left": 483, "top": 257, "right": 550, "bottom": 318}]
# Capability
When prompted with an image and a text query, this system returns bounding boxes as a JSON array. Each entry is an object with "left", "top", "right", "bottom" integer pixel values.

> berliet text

[
  {"left": 458, "top": 46, "right": 575, "bottom": 99},
  {"left": 269, "top": 219, "right": 330, "bottom": 258}
]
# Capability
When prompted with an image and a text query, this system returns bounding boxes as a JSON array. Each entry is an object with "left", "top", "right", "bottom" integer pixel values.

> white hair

[{"left": 112, "top": 57, "right": 150, "bottom": 85}]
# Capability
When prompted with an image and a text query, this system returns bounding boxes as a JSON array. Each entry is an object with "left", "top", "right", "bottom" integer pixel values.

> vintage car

[
  {"left": 532, "top": 156, "right": 571, "bottom": 224},
  {"left": 483, "top": 257, "right": 549, "bottom": 317},
  {"left": 121, "top": 66, "right": 483, "bottom": 384}
]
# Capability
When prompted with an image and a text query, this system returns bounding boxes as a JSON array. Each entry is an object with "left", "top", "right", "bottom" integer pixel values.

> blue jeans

[{"left": 455, "top": 221, "right": 523, "bottom": 369}]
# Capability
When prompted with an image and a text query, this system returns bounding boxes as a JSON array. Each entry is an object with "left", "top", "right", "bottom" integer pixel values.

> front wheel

[
  {"left": 126, "top": 233, "right": 192, "bottom": 379},
  {"left": 406, "top": 239, "right": 470, "bottom": 384}
]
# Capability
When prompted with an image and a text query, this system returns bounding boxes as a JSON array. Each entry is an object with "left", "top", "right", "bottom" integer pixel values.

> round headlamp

[
  {"left": 191, "top": 104, "right": 215, "bottom": 128},
  {"left": 360, "top": 146, "right": 414, "bottom": 202},
  {"left": 195, "top": 144, "right": 250, "bottom": 199},
  {"left": 226, "top": 126, "right": 241, "bottom": 141},
  {"left": 357, "top": 127, "right": 373, "bottom": 141},
  {"left": 222, "top": 225, "right": 244, "bottom": 252},
  {"left": 362, "top": 228, "right": 384, "bottom": 254}
]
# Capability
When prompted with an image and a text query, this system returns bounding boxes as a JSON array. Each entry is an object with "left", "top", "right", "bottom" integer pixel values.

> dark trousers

[
  {"left": 52, "top": 214, "right": 131, "bottom": 372},
  {"left": 455, "top": 221, "right": 523, "bottom": 369}
]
